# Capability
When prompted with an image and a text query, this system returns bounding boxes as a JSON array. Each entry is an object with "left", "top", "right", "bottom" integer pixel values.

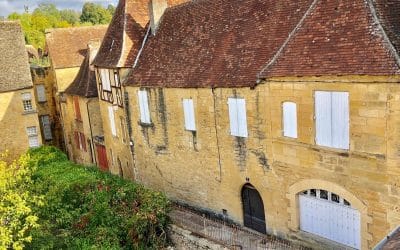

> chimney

[{"left": 149, "top": 0, "right": 168, "bottom": 35}]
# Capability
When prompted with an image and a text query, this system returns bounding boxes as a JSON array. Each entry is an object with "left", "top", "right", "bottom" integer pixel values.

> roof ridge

[
  {"left": 365, "top": 0, "right": 400, "bottom": 70},
  {"left": 258, "top": 0, "right": 319, "bottom": 79}
]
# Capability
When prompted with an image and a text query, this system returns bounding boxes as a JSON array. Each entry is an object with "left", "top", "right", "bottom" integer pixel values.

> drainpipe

[
  {"left": 86, "top": 98, "right": 97, "bottom": 165},
  {"left": 212, "top": 88, "right": 222, "bottom": 182}
]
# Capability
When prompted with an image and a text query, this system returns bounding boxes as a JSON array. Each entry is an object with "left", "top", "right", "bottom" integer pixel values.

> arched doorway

[
  {"left": 241, "top": 184, "right": 266, "bottom": 234},
  {"left": 299, "top": 189, "right": 360, "bottom": 249}
]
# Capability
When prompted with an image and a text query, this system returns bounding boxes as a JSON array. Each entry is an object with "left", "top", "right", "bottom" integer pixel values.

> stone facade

[
  {"left": 124, "top": 75, "right": 400, "bottom": 249},
  {"left": 30, "top": 66, "right": 62, "bottom": 147},
  {"left": 0, "top": 88, "right": 42, "bottom": 160}
]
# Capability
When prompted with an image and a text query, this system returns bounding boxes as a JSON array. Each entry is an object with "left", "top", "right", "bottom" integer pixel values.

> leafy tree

[
  {"left": 60, "top": 9, "right": 80, "bottom": 25},
  {"left": 80, "top": 2, "right": 112, "bottom": 25},
  {"left": 0, "top": 153, "right": 42, "bottom": 250}
]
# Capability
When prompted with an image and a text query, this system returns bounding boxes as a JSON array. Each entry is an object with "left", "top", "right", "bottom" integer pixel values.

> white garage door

[{"left": 299, "top": 189, "right": 361, "bottom": 249}]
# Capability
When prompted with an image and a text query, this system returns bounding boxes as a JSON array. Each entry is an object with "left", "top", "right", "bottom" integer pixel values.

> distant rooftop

[{"left": 0, "top": 21, "right": 33, "bottom": 92}]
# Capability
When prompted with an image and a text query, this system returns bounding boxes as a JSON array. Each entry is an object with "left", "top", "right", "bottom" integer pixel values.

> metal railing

[{"left": 171, "top": 205, "right": 309, "bottom": 250}]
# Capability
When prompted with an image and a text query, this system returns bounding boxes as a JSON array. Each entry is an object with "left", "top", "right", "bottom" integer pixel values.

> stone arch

[{"left": 286, "top": 179, "right": 372, "bottom": 249}]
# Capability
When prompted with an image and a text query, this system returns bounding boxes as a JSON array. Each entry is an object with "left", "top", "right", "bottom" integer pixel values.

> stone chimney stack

[{"left": 149, "top": 0, "right": 168, "bottom": 35}]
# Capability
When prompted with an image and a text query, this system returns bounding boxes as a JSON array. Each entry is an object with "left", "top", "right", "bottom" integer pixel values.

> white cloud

[{"left": 0, "top": 0, "right": 118, "bottom": 17}]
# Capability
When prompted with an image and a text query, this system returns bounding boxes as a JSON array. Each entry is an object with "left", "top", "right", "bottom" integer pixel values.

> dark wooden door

[
  {"left": 242, "top": 184, "right": 266, "bottom": 234},
  {"left": 96, "top": 144, "right": 109, "bottom": 171}
]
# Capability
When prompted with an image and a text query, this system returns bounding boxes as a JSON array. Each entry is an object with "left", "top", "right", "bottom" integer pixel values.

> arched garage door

[{"left": 299, "top": 189, "right": 360, "bottom": 249}]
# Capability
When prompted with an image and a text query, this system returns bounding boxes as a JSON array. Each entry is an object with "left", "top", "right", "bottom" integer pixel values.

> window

[
  {"left": 26, "top": 126, "right": 39, "bottom": 148},
  {"left": 74, "top": 96, "right": 81, "bottom": 121},
  {"left": 22, "top": 93, "right": 33, "bottom": 112},
  {"left": 138, "top": 90, "right": 151, "bottom": 124},
  {"left": 36, "top": 85, "right": 46, "bottom": 102},
  {"left": 182, "top": 99, "right": 196, "bottom": 131},
  {"left": 74, "top": 131, "right": 86, "bottom": 151},
  {"left": 40, "top": 115, "right": 52, "bottom": 140},
  {"left": 108, "top": 106, "right": 117, "bottom": 136},
  {"left": 100, "top": 68, "right": 111, "bottom": 91},
  {"left": 228, "top": 98, "right": 248, "bottom": 137},
  {"left": 282, "top": 102, "right": 297, "bottom": 138},
  {"left": 114, "top": 71, "right": 120, "bottom": 87},
  {"left": 315, "top": 91, "right": 349, "bottom": 149}
]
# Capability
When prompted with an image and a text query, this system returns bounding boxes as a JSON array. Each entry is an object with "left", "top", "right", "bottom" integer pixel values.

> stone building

[
  {"left": 64, "top": 41, "right": 104, "bottom": 166},
  {"left": 92, "top": 0, "right": 188, "bottom": 178},
  {"left": 107, "top": 0, "right": 400, "bottom": 249},
  {"left": 45, "top": 26, "right": 107, "bottom": 154},
  {"left": 30, "top": 66, "right": 59, "bottom": 147},
  {"left": 0, "top": 21, "right": 42, "bottom": 159}
]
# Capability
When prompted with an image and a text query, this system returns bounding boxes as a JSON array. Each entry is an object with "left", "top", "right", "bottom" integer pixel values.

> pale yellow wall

[
  {"left": 54, "top": 67, "right": 80, "bottom": 93},
  {"left": 63, "top": 95, "right": 103, "bottom": 166},
  {"left": 95, "top": 67, "right": 134, "bottom": 179},
  {"left": 0, "top": 88, "right": 42, "bottom": 160},
  {"left": 125, "top": 76, "right": 400, "bottom": 249}
]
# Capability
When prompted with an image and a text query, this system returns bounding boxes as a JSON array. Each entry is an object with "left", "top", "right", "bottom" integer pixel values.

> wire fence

[{"left": 170, "top": 205, "right": 309, "bottom": 250}]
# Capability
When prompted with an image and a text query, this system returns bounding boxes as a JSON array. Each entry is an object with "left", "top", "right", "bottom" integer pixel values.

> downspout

[
  {"left": 86, "top": 98, "right": 97, "bottom": 165},
  {"left": 126, "top": 24, "right": 151, "bottom": 182},
  {"left": 212, "top": 88, "right": 222, "bottom": 182}
]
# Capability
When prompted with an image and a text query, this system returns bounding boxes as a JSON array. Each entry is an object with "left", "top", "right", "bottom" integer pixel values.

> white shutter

[
  {"left": 236, "top": 99, "right": 248, "bottom": 137},
  {"left": 228, "top": 98, "right": 239, "bottom": 136},
  {"left": 108, "top": 106, "right": 117, "bottom": 136},
  {"left": 183, "top": 99, "right": 196, "bottom": 131},
  {"left": 283, "top": 102, "right": 297, "bottom": 138},
  {"left": 332, "top": 92, "right": 349, "bottom": 149},
  {"left": 315, "top": 91, "right": 332, "bottom": 147},
  {"left": 36, "top": 85, "right": 46, "bottom": 102},
  {"left": 138, "top": 90, "right": 151, "bottom": 124},
  {"left": 41, "top": 115, "right": 52, "bottom": 140},
  {"left": 101, "top": 69, "right": 111, "bottom": 91}
]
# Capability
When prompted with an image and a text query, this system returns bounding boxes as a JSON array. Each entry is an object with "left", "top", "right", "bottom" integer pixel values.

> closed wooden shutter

[
  {"left": 283, "top": 102, "right": 297, "bottom": 138},
  {"left": 36, "top": 85, "right": 46, "bottom": 102},
  {"left": 108, "top": 106, "right": 117, "bottom": 136},
  {"left": 332, "top": 92, "right": 349, "bottom": 149},
  {"left": 138, "top": 90, "right": 151, "bottom": 124},
  {"left": 228, "top": 98, "right": 248, "bottom": 138},
  {"left": 183, "top": 99, "right": 196, "bottom": 131},
  {"left": 315, "top": 91, "right": 332, "bottom": 147},
  {"left": 41, "top": 115, "right": 52, "bottom": 140}
]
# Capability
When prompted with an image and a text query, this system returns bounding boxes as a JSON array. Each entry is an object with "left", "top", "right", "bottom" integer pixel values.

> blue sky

[{"left": 0, "top": 0, "right": 118, "bottom": 17}]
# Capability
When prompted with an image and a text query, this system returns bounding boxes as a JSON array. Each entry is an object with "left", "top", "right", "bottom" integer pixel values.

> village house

[
  {"left": 92, "top": 0, "right": 187, "bottom": 178},
  {"left": 0, "top": 21, "right": 42, "bottom": 159},
  {"left": 63, "top": 41, "right": 104, "bottom": 166},
  {"left": 100, "top": 0, "right": 400, "bottom": 249},
  {"left": 45, "top": 26, "right": 107, "bottom": 156},
  {"left": 30, "top": 66, "right": 59, "bottom": 147}
]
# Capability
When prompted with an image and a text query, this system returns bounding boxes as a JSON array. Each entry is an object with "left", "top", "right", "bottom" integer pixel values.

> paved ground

[{"left": 170, "top": 206, "right": 309, "bottom": 250}]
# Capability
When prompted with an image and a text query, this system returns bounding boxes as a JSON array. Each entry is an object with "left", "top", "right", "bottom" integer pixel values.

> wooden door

[
  {"left": 242, "top": 184, "right": 266, "bottom": 234},
  {"left": 96, "top": 144, "right": 109, "bottom": 171}
]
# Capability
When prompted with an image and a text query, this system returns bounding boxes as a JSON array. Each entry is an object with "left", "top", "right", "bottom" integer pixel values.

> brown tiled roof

[
  {"left": 46, "top": 26, "right": 108, "bottom": 69},
  {"left": 260, "top": 0, "right": 400, "bottom": 78},
  {"left": 0, "top": 21, "right": 33, "bottom": 92},
  {"left": 380, "top": 228, "right": 400, "bottom": 250},
  {"left": 92, "top": 0, "right": 147, "bottom": 68},
  {"left": 126, "top": 0, "right": 314, "bottom": 88},
  {"left": 65, "top": 42, "right": 101, "bottom": 98}
]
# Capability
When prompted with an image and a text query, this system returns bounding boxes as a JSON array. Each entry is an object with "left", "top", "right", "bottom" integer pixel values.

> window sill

[
  {"left": 139, "top": 122, "right": 154, "bottom": 128},
  {"left": 23, "top": 110, "right": 37, "bottom": 115}
]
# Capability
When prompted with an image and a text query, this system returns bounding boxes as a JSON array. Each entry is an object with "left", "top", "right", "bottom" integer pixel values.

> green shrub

[{"left": 25, "top": 146, "right": 170, "bottom": 249}]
